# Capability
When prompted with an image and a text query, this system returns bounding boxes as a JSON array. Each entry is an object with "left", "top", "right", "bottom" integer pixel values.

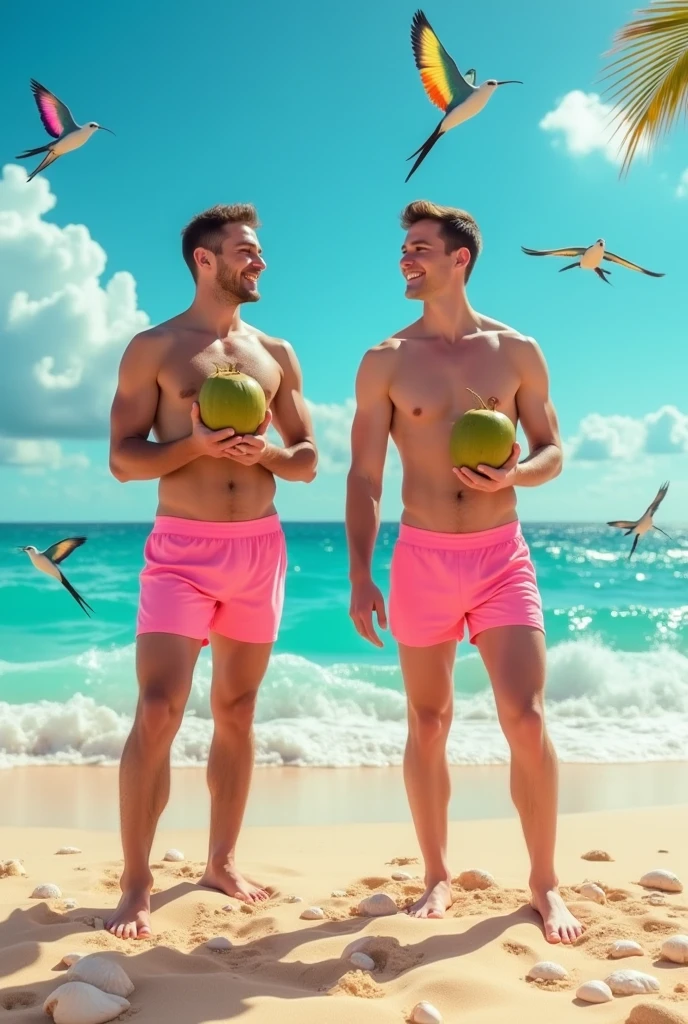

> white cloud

[
  {"left": 568, "top": 405, "right": 688, "bottom": 461},
  {"left": 539, "top": 90, "right": 645, "bottom": 165},
  {"left": 676, "top": 169, "right": 688, "bottom": 198},
  {"left": 0, "top": 164, "right": 149, "bottom": 442},
  {"left": 0, "top": 438, "right": 89, "bottom": 472}
]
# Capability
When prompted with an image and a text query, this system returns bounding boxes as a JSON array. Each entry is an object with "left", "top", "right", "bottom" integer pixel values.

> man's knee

[
  {"left": 499, "top": 695, "right": 546, "bottom": 755},
  {"left": 211, "top": 689, "right": 259, "bottom": 734},
  {"left": 135, "top": 683, "right": 189, "bottom": 745},
  {"left": 408, "top": 702, "right": 452, "bottom": 748}
]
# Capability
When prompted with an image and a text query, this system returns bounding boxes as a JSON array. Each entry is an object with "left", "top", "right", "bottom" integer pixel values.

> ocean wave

[{"left": 0, "top": 637, "right": 687, "bottom": 767}]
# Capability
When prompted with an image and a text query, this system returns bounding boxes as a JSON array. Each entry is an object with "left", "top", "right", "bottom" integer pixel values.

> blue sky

[{"left": 0, "top": 0, "right": 686, "bottom": 523}]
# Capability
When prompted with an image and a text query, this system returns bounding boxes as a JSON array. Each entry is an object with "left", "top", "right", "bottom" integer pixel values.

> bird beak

[
  {"left": 497, "top": 80, "right": 523, "bottom": 86},
  {"left": 98, "top": 126, "right": 115, "bottom": 135},
  {"left": 17, "top": 547, "right": 26, "bottom": 552}
]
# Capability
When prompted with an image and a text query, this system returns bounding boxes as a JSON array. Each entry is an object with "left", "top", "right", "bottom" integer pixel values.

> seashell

[
  {"left": 300, "top": 906, "right": 325, "bottom": 920},
  {"left": 163, "top": 848, "right": 185, "bottom": 862},
  {"left": 610, "top": 939, "right": 644, "bottom": 959},
  {"left": 604, "top": 969, "right": 660, "bottom": 996},
  {"left": 410, "top": 1001, "right": 442, "bottom": 1024},
  {"left": 66, "top": 955, "right": 134, "bottom": 998},
  {"left": 576, "top": 980, "right": 613, "bottom": 1003},
  {"left": 661, "top": 935, "right": 688, "bottom": 965},
  {"left": 1, "top": 859, "right": 26, "bottom": 876},
  {"left": 63, "top": 899, "right": 78, "bottom": 910},
  {"left": 646, "top": 894, "right": 666, "bottom": 906},
  {"left": 222, "top": 904, "right": 235, "bottom": 912},
  {"left": 392, "top": 871, "right": 412, "bottom": 881},
  {"left": 341, "top": 936, "right": 377, "bottom": 960},
  {"left": 56, "top": 846, "right": 82, "bottom": 855},
  {"left": 44, "top": 981, "right": 130, "bottom": 1024},
  {"left": 457, "top": 868, "right": 495, "bottom": 891},
  {"left": 358, "top": 893, "right": 398, "bottom": 917},
  {"left": 581, "top": 849, "right": 614, "bottom": 862},
  {"left": 579, "top": 882, "right": 606, "bottom": 904},
  {"left": 639, "top": 869, "right": 683, "bottom": 893},
  {"left": 627, "top": 1005, "right": 688, "bottom": 1024},
  {"left": 61, "top": 952, "right": 86, "bottom": 967},
  {"left": 527, "top": 961, "right": 568, "bottom": 981},
  {"left": 350, "top": 952, "right": 375, "bottom": 971},
  {"left": 286, "top": 895, "right": 303, "bottom": 903},
  {"left": 31, "top": 883, "right": 62, "bottom": 899},
  {"left": 206, "top": 936, "right": 233, "bottom": 951},
  {"left": 331, "top": 889, "right": 347, "bottom": 897}
]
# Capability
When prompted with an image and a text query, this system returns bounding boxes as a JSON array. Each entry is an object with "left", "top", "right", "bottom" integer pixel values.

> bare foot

[
  {"left": 405, "top": 879, "right": 453, "bottom": 919},
  {"left": 105, "top": 884, "right": 153, "bottom": 940},
  {"left": 198, "top": 863, "right": 270, "bottom": 904},
  {"left": 530, "top": 886, "right": 584, "bottom": 944}
]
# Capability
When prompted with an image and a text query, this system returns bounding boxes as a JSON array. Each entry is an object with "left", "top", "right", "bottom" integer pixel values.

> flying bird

[
  {"left": 520, "top": 238, "right": 664, "bottom": 285},
  {"left": 406, "top": 9, "right": 522, "bottom": 182},
  {"left": 607, "top": 481, "right": 674, "bottom": 560},
  {"left": 16, "top": 79, "right": 114, "bottom": 182},
  {"left": 19, "top": 536, "right": 94, "bottom": 616}
]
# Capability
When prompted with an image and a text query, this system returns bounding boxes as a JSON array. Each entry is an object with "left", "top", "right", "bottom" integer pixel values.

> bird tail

[
  {"left": 15, "top": 143, "right": 51, "bottom": 159},
  {"left": 405, "top": 123, "right": 443, "bottom": 183}
]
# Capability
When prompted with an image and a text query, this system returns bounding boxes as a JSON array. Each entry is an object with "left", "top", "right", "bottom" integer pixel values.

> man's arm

[
  {"left": 226, "top": 341, "right": 317, "bottom": 482},
  {"left": 512, "top": 337, "right": 563, "bottom": 487},
  {"left": 109, "top": 332, "right": 239, "bottom": 482}
]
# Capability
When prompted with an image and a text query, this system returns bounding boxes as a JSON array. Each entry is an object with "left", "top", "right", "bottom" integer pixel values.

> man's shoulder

[
  {"left": 128, "top": 317, "right": 185, "bottom": 351},
  {"left": 478, "top": 315, "right": 535, "bottom": 348}
]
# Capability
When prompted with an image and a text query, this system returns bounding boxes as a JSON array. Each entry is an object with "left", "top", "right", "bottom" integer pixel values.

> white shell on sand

[
  {"left": 646, "top": 894, "right": 667, "bottom": 906},
  {"left": 610, "top": 940, "right": 644, "bottom": 959},
  {"left": 31, "top": 883, "right": 62, "bottom": 899},
  {"left": 341, "top": 936, "right": 377, "bottom": 960},
  {"left": 350, "top": 952, "right": 375, "bottom": 971},
  {"left": 163, "top": 848, "right": 185, "bottom": 862},
  {"left": 410, "top": 1001, "right": 442, "bottom": 1024},
  {"left": 527, "top": 961, "right": 568, "bottom": 981},
  {"left": 661, "top": 935, "right": 688, "bottom": 965},
  {"left": 286, "top": 895, "right": 303, "bottom": 903},
  {"left": 63, "top": 899, "right": 78, "bottom": 910},
  {"left": 579, "top": 882, "right": 606, "bottom": 904},
  {"left": 206, "top": 936, "right": 233, "bottom": 951},
  {"left": 576, "top": 980, "right": 614, "bottom": 1004},
  {"left": 639, "top": 869, "right": 683, "bottom": 893},
  {"left": 56, "top": 846, "right": 81, "bottom": 855},
  {"left": 61, "top": 952, "right": 86, "bottom": 967},
  {"left": 604, "top": 969, "right": 660, "bottom": 996},
  {"left": 222, "top": 904, "right": 235, "bottom": 912},
  {"left": 392, "top": 871, "right": 412, "bottom": 881},
  {"left": 331, "top": 890, "right": 347, "bottom": 897},
  {"left": 43, "top": 981, "right": 130, "bottom": 1024},
  {"left": 0, "top": 859, "right": 26, "bottom": 877},
  {"left": 66, "top": 955, "right": 135, "bottom": 998},
  {"left": 300, "top": 906, "right": 325, "bottom": 920},
  {"left": 457, "top": 869, "right": 495, "bottom": 891},
  {"left": 358, "top": 893, "right": 398, "bottom": 917}
]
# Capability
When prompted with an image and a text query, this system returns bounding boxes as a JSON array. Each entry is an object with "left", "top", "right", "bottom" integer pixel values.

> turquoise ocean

[{"left": 0, "top": 521, "right": 687, "bottom": 769}]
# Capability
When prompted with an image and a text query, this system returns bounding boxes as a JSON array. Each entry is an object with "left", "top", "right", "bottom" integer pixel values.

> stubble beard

[{"left": 214, "top": 260, "right": 260, "bottom": 305}]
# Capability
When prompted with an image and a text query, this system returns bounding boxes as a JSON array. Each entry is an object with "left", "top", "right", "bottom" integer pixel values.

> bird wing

[
  {"left": 521, "top": 246, "right": 586, "bottom": 258},
  {"left": 411, "top": 10, "right": 474, "bottom": 112},
  {"left": 464, "top": 68, "right": 477, "bottom": 86},
  {"left": 43, "top": 536, "right": 87, "bottom": 565},
  {"left": 29, "top": 79, "right": 79, "bottom": 138},
  {"left": 607, "top": 520, "right": 636, "bottom": 529},
  {"left": 602, "top": 249, "right": 665, "bottom": 277},
  {"left": 646, "top": 480, "right": 669, "bottom": 518}
]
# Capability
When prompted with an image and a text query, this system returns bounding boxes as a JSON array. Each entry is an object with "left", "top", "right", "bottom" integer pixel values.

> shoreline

[{"left": 2, "top": 760, "right": 688, "bottom": 830}]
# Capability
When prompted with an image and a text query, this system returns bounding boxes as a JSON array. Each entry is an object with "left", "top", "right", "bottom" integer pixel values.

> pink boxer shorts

[
  {"left": 389, "top": 519, "right": 544, "bottom": 647},
  {"left": 136, "top": 514, "right": 287, "bottom": 645}
]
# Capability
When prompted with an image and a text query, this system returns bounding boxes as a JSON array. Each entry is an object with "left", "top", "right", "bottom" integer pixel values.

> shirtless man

[
  {"left": 345, "top": 200, "right": 583, "bottom": 945},
  {"left": 107, "top": 203, "right": 317, "bottom": 939}
]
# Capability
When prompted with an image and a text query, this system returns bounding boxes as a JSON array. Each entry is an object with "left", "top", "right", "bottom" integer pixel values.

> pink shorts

[
  {"left": 136, "top": 515, "right": 287, "bottom": 645},
  {"left": 389, "top": 520, "right": 544, "bottom": 648}
]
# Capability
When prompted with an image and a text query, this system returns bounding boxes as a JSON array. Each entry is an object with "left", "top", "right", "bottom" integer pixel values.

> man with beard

[{"left": 107, "top": 204, "right": 317, "bottom": 939}]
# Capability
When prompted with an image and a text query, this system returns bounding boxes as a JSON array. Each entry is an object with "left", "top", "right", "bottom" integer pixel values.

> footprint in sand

[
  {"left": 1, "top": 992, "right": 39, "bottom": 1010},
  {"left": 502, "top": 941, "right": 535, "bottom": 957}
]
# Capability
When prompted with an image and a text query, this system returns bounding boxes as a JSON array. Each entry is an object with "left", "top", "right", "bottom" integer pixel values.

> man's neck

[
  {"left": 421, "top": 290, "right": 481, "bottom": 343},
  {"left": 186, "top": 291, "right": 244, "bottom": 338}
]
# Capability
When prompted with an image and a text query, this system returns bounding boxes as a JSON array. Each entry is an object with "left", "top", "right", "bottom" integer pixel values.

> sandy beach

[{"left": 1, "top": 784, "right": 687, "bottom": 1023}]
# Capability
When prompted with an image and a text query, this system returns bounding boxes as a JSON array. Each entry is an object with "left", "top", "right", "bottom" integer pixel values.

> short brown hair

[
  {"left": 401, "top": 200, "right": 482, "bottom": 282},
  {"left": 181, "top": 203, "right": 260, "bottom": 279}
]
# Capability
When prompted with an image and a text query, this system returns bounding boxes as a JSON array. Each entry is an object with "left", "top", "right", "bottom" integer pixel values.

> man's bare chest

[
  {"left": 390, "top": 355, "right": 519, "bottom": 424},
  {"left": 159, "top": 341, "right": 282, "bottom": 407}
]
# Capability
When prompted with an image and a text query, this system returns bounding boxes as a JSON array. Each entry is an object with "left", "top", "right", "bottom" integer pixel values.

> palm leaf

[{"left": 601, "top": 0, "right": 688, "bottom": 174}]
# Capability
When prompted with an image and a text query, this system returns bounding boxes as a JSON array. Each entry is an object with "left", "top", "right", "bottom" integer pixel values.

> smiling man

[
  {"left": 107, "top": 203, "right": 317, "bottom": 939},
  {"left": 345, "top": 200, "right": 582, "bottom": 944}
]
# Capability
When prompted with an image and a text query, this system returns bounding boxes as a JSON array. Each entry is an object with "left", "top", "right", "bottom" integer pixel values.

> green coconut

[
  {"left": 198, "top": 362, "right": 266, "bottom": 434},
  {"left": 450, "top": 388, "right": 516, "bottom": 471}
]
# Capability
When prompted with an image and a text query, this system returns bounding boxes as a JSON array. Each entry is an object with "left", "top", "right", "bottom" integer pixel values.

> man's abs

[
  {"left": 399, "top": 462, "right": 518, "bottom": 534},
  {"left": 156, "top": 457, "right": 277, "bottom": 522}
]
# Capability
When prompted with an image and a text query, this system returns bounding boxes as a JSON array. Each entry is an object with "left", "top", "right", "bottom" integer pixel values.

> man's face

[
  {"left": 400, "top": 219, "right": 468, "bottom": 300},
  {"left": 210, "top": 224, "right": 266, "bottom": 303}
]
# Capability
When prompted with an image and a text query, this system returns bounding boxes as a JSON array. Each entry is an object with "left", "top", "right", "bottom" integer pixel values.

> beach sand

[{"left": 1, "top": 791, "right": 687, "bottom": 1023}]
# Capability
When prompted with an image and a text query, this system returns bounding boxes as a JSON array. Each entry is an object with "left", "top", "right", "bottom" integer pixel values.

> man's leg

[
  {"left": 399, "top": 639, "right": 456, "bottom": 919},
  {"left": 474, "top": 625, "right": 582, "bottom": 944},
  {"left": 106, "top": 633, "right": 202, "bottom": 939},
  {"left": 198, "top": 634, "right": 272, "bottom": 903}
]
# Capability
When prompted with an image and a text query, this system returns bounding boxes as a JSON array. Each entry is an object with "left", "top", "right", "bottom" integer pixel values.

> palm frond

[{"left": 601, "top": 0, "right": 688, "bottom": 175}]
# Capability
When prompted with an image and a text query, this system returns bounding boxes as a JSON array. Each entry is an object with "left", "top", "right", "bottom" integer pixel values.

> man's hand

[
  {"left": 349, "top": 576, "right": 388, "bottom": 648},
  {"left": 223, "top": 410, "right": 273, "bottom": 466},
  {"left": 453, "top": 441, "right": 521, "bottom": 492},
  {"left": 190, "top": 402, "right": 245, "bottom": 458}
]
